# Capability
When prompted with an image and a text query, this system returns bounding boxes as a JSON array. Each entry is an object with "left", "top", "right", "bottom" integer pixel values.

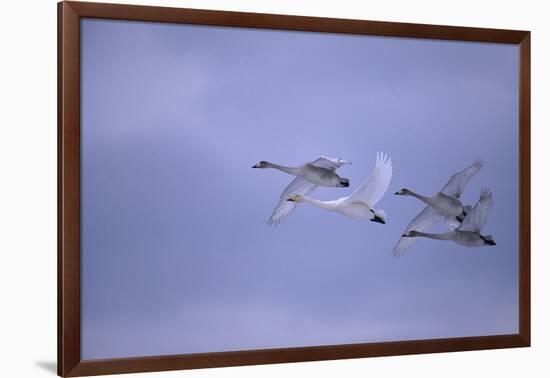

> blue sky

[{"left": 80, "top": 18, "right": 519, "bottom": 359}]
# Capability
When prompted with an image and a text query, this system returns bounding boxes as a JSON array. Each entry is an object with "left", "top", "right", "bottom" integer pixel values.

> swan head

[
  {"left": 481, "top": 235, "right": 496, "bottom": 246},
  {"left": 286, "top": 194, "right": 304, "bottom": 202},
  {"left": 394, "top": 188, "right": 412, "bottom": 196},
  {"left": 402, "top": 230, "right": 421, "bottom": 238},
  {"left": 338, "top": 178, "right": 350, "bottom": 187},
  {"left": 252, "top": 161, "right": 269, "bottom": 168}
]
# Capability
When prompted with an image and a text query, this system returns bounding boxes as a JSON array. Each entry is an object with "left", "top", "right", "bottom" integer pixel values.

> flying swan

[
  {"left": 391, "top": 158, "right": 484, "bottom": 257},
  {"left": 394, "top": 158, "right": 484, "bottom": 220},
  {"left": 402, "top": 187, "right": 496, "bottom": 247},
  {"left": 391, "top": 205, "right": 468, "bottom": 257},
  {"left": 253, "top": 156, "right": 352, "bottom": 226},
  {"left": 252, "top": 157, "right": 351, "bottom": 187},
  {"left": 287, "top": 153, "right": 392, "bottom": 224}
]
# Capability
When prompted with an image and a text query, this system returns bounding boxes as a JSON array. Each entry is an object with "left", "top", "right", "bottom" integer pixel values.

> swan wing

[
  {"left": 440, "top": 158, "right": 484, "bottom": 198},
  {"left": 392, "top": 205, "right": 441, "bottom": 257},
  {"left": 443, "top": 215, "right": 461, "bottom": 231},
  {"left": 347, "top": 152, "right": 392, "bottom": 207},
  {"left": 444, "top": 204, "right": 472, "bottom": 230},
  {"left": 310, "top": 156, "right": 351, "bottom": 171},
  {"left": 458, "top": 187, "right": 493, "bottom": 233},
  {"left": 268, "top": 177, "right": 317, "bottom": 226}
]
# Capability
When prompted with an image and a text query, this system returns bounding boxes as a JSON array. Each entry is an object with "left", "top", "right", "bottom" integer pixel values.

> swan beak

[
  {"left": 401, "top": 233, "right": 408, "bottom": 237},
  {"left": 370, "top": 216, "right": 385, "bottom": 224},
  {"left": 252, "top": 164, "right": 259, "bottom": 168},
  {"left": 286, "top": 197, "right": 296, "bottom": 202},
  {"left": 394, "top": 191, "right": 400, "bottom": 195},
  {"left": 339, "top": 181, "right": 350, "bottom": 187}
]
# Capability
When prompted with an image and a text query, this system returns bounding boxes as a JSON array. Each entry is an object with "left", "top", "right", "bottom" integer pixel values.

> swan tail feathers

[{"left": 374, "top": 208, "right": 387, "bottom": 221}]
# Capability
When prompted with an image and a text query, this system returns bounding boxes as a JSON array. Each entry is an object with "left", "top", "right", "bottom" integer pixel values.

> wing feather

[
  {"left": 268, "top": 177, "right": 317, "bottom": 226},
  {"left": 457, "top": 187, "right": 493, "bottom": 233},
  {"left": 440, "top": 158, "right": 484, "bottom": 198},
  {"left": 310, "top": 156, "right": 352, "bottom": 171},
  {"left": 392, "top": 206, "right": 442, "bottom": 257},
  {"left": 347, "top": 152, "right": 392, "bottom": 207}
]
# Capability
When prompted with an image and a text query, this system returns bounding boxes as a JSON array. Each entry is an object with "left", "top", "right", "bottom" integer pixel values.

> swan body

[
  {"left": 403, "top": 230, "right": 495, "bottom": 247},
  {"left": 402, "top": 188, "right": 495, "bottom": 248},
  {"left": 290, "top": 196, "right": 378, "bottom": 221},
  {"left": 395, "top": 158, "right": 484, "bottom": 219},
  {"left": 394, "top": 189, "right": 465, "bottom": 218},
  {"left": 252, "top": 159, "right": 350, "bottom": 187},
  {"left": 255, "top": 156, "right": 352, "bottom": 226},
  {"left": 287, "top": 153, "right": 392, "bottom": 224}
]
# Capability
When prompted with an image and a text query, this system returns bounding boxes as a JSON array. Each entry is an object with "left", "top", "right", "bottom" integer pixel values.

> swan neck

[
  {"left": 267, "top": 162, "right": 301, "bottom": 176},
  {"left": 301, "top": 196, "right": 338, "bottom": 211},
  {"left": 407, "top": 190, "right": 432, "bottom": 204}
]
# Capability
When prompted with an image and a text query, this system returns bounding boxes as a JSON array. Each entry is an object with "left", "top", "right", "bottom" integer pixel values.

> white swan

[
  {"left": 402, "top": 188, "right": 495, "bottom": 247},
  {"left": 258, "top": 156, "right": 352, "bottom": 226},
  {"left": 252, "top": 157, "right": 351, "bottom": 188},
  {"left": 287, "top": 153, "right": 392, "bottom": 224},
  {"left": 395, "top": 159, "right": 484, "bottom": 219}
]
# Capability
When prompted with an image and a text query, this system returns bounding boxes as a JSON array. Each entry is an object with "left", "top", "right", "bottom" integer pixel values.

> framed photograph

[{"left": 58, "top": 1, "right": 530, "bottom": 376}]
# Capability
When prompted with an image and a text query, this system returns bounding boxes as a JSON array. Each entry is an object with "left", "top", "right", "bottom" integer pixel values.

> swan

[
  {"left": 391, "top": 204, "right": 473, "bottom": 257},
  {"left": 395, "top": 158, "right": 484, "bottom": 220},
  {"left": 252, "top": 158, "right": 351, "bottom": 188},
  {"left": 391, "top": 159, "right": 483, "bottom": 256},
  {"left": 259, "top": 156, "right": 352, "bottom": 226},
  {"left": 402, "top": 188, "right": 495, "bottom": 247},
  {"left": 287, "top": 153, "right": 392, "bottom": 224}
]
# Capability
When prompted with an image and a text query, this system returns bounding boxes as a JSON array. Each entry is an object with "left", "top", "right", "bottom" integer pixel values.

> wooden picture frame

[{"left": 58, "top": 1, "right": 530, "bottom": 376}]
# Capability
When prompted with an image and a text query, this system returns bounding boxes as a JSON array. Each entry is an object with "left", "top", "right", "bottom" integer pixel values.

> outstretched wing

[
  {"left": 392, "top": 205, "right": 441, "bottom": 257},
  {"left": 458, "top": 187, "right": 493, "bottom": 233},
  {"left": 347, "top": 152, "right": 392, "bottom": 207},
  {"left": 440, "top": 158, "right": 484, "bottom": 198},
  {"left": 268, "top": 177, "right": 317, "bottom": 226},
  {"left": 310, "top": 156, "right": 352, "bottom": 171}
]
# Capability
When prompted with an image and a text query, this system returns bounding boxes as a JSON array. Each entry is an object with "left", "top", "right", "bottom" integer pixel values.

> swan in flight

[
  {"left": 402, "top": 188, "right": 496, "bottom": 247},
  {"left": 287, "top": 153, "right": 392, "bottom": 224},
  {"left": 391, "top": 159, "right": 483, "bottom": 257},
  {"left": 391, "top": 204, "right": 473, "bottom": 257},
  {"left": 255, "top": 156, "right": 352, "bottom": 226},
  {"left": 252, "top": 157, "right": 351, "bottom": 188},
  {"left": 394, "top": 158, "right": 484, "bottom": 220}
]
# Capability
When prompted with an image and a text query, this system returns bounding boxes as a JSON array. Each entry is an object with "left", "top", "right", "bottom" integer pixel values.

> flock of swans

[{"left": 252, "top": 154, "right": 496, "bottom": 256}]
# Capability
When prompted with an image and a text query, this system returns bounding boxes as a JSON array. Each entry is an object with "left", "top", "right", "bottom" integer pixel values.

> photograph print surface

[{"left": 80, "top": 18, "right": 519, "bottom": 359}]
